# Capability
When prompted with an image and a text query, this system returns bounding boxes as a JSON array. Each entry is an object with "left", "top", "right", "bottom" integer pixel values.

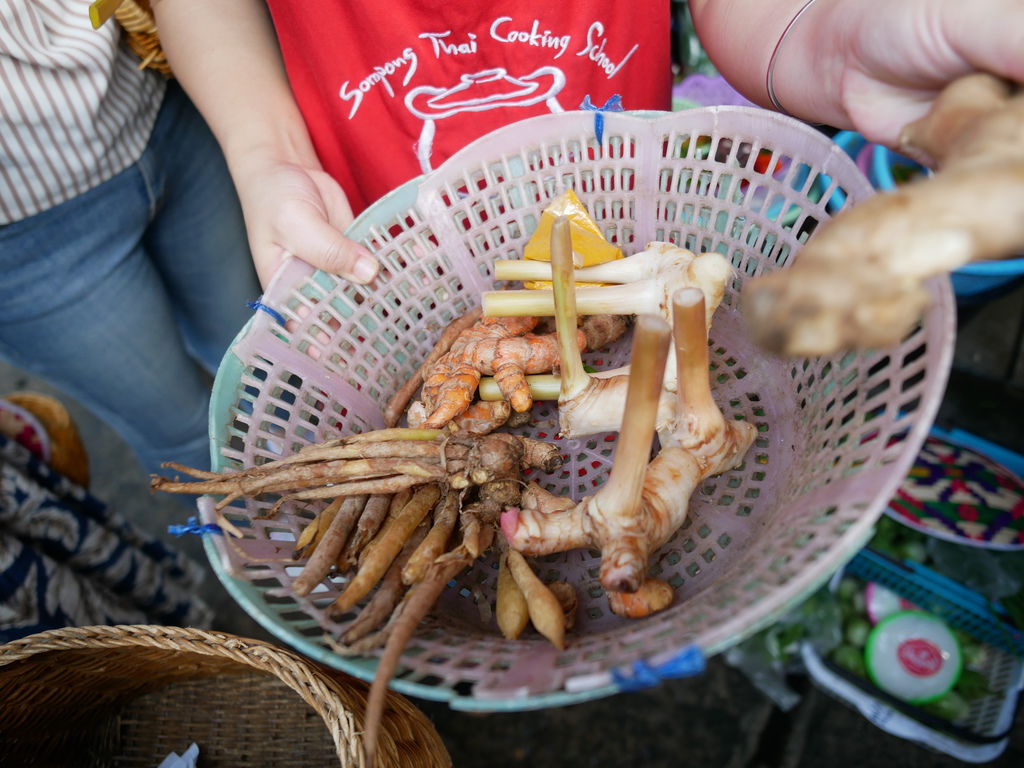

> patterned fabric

[
  {"left": 0, "top": 434, "right": 211, "bottom": 641},
  {"left": 888, "top": 435, "right": 1024, "bottom": 549}
]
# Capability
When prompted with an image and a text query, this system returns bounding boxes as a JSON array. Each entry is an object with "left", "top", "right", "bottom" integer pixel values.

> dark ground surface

[{"left": 2, "top": 278, "right": 1023, "bottom": 767}]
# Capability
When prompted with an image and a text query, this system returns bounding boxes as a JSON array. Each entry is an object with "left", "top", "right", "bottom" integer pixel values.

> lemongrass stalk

[
  {"left": 491, "top": 256, "right": 648, "bottom": 284},
  {"left": 551, "top": 215, "right": 590, "bottom": 400},
  {"left": 483, "top": 280, "right": 662, "bottom": 318},
  {"left": 592, "top": 315, "right": 670, "bottom": 515},
  {"left": 494, "top": 241, "right": 698, "bottom": 284},
  {"left": 672, "top": 288, "right": 725, "bottom": 447},
  {"left": 345, "top": 428, "right": 442, "bottom": 443},
  {"left": 479, "top": 374, "right": 561, "bottom": 401},
  {"left": 486, "top": 250, "right": 734, "bottom": 331}
]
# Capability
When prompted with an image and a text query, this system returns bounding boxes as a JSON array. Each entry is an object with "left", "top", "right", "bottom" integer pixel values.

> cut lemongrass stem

[
  {"left": 551, "top": 215, "right": 591, "bottom": 400},
  {"left": 672, "top": 288, "right": 725, "bottom": 443},
  {"left": 494, "top": 258, "right": 638, "bottom": 284},
  {"left": 482, "top": 281, "right": 660, "bottom": 318},
  {"left": 479, "top": 374, "right": 560, "bottom": 401},
  {"left": 594, "top": 314, "right": 671, "bottom": 516},
  {"left": 493, "top": 242, "right": 693, "bottom": 284}
]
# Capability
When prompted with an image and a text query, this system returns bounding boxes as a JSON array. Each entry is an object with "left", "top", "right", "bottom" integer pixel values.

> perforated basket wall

[{"left": 201, "top": 107, "right": 955, "bottom": 711}]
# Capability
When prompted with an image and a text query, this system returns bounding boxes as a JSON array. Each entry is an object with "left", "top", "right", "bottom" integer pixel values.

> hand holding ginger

[{"left": 742, "top": 74, "right": 1024, "bottom": 356}]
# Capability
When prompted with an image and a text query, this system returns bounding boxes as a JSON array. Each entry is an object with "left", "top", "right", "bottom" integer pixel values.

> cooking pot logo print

[
  {"left": 897, "top": 637, "right": 944, "bottom": 677},
  {"left": 405, "top": 67, "right": 566, "bottom": 173}
]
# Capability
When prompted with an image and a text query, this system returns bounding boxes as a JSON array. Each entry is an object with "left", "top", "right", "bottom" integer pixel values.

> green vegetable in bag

[
  {"left": 956, "top": 669, "right": 994, "bottom": 701},
  {"left": 922, "top": 691, "right": 970, "bottom": 723},
  {"left": 844, "top": 617, "right": 871, "bottom": 647},
  {"left": 832, "top": 644, "right": 867, "bottom": 677}
]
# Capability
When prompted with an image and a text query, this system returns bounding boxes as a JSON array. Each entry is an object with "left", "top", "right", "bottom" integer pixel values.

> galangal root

[
  {"left": 742, "top": 73, "right": 1024, "bottom": 356},
  {"left": 501, "top": 289, "right": 756, "bottom": 608}
]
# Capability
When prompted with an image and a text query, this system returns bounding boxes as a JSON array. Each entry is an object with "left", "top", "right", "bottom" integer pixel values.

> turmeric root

[
  {"left": 419, "top": 315, "right": 586, "bottom": 427},
  {"left": 384, "top": 307, "right": 483, "bottom": 427},
  {"left": 502, "top": 290, "right": 756, "bottom": 594},
  {"left": 742, "top": 73, "right": 1024, "bottom": 356},
  {"left": 407, "top": 398, "right": 512, "bottom": 435}
]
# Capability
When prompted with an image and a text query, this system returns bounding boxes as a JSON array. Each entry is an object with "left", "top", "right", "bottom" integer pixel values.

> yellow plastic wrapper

[{"left": 521, "top": 190, "right": 622, "bottom": 289}]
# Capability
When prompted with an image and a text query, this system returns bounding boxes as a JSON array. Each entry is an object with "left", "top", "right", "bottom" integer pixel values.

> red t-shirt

[{"left": 266, "top": 2, "right": 671, "bottom": 213}]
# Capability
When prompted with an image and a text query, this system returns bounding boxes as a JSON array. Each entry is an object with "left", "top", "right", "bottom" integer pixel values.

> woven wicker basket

[
  {"left": 0, "top": 625, "right": 451, "bottom": 768},
  {"left": 3, "top": 392, "right": 90, "bottom": 488}
]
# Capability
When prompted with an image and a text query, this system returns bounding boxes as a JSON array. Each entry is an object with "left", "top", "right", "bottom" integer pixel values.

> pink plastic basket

[{"left": 199, "top": 107, "right": 955, "bottom": 711}]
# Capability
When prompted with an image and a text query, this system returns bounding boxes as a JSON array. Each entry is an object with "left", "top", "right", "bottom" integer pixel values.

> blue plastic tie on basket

[
  {"left": 580, "top": 94, "right": 623, "bottom": 145},
  {"left": 247, "top": 297, "right": 286, "bottom": 326},
  {"left": 611, "top": 644, "right": 705, "bottom": 692},
  {"left": 168, "top": 517, "right": 224, "bottom": 537}
]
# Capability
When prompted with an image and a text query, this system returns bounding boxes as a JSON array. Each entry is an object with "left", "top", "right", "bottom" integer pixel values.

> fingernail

[{"left": 348, "top": 255, "right": 378, "bottom": 284}]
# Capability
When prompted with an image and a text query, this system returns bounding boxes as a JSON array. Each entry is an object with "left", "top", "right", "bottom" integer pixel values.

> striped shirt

[{"left": 1, "top": 0, "right": 165, "bottom": 224}]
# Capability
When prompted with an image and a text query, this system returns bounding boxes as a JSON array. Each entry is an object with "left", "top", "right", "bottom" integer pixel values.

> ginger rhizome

[
  {"left": 483, "top": 232, "right": 733, "bottom": 437},
  {"left": 501, "top": 288, "right": 756, "bottom": 596},
  {"left": 742, "top": 73, "right": 1024, "bottom": 356}
]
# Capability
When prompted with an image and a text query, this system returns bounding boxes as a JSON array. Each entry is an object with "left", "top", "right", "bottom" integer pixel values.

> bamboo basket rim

[
  {"left": 114, "top": 0, "right": 171, "bottom": 76},
  {"left": 0, "top": 624, "right": 451, "bottom": 768}
]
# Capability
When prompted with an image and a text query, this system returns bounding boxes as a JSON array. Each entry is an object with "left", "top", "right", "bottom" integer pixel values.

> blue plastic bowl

[{"left": 872, "top": 144, "right": 1024, "bottom": 298}]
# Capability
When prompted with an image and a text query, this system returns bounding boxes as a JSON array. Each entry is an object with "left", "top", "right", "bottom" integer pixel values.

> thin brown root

[
  {"left": 159, "top": 462, "right": 223, "bottom": 480},
  {"left": 402, "top": 489, "right": 461, "bottom": 584},
  {"left": 267, "top": 474, "right": 430, "bottom": 516},
  {"left": 329, "top": 484, "right": 442, "bottom": 614},
  {"left": 337, "top": 493, "right": 392, "bottom": 572},
  {"left": 362, "top": 552, "right": 481, "bottom": 768},
  {"left": 336, "top": 521, "right": 428, "bottom": 635}
]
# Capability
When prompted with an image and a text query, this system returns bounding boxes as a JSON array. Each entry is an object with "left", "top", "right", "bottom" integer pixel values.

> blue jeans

[{"left": 0, "top": 82, "right": 260, "bottom": 478}]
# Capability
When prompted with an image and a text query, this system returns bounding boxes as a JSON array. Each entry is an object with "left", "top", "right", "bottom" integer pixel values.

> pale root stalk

[
  {"left": 584, "top": 315, "right": 671, "bottom": 591},
  {"left": 502, "top": 288, "right": 757, "bottom": 596},
  {"left": 494, "top": 241, "right": 700, "bottom": 283},
  {"left": 477, "top": 369, "right": 664, "bottom": 398},
  {"left": 485, "top": 244, "right": 732, "bottom": 331},
  {"left": 549, "top": 225, "right": 675, "bottom": 439},
  {"left": 484, "top": 281, "right": 662, "bottom": 319},
  {"left": 345, "top": 428, "right": 442, "bottom": 443},
  {"left": 551, "top": 215, "right": 592, "bottom": 402},
  {"left": 670, "top": 288, "right": 726, "bottom": 451},
  {"left": 485, "top": 246, "right": 732, "bottom": 404},
  {"left": 502, "top": 315, "right": 671, "bottom": 592}
]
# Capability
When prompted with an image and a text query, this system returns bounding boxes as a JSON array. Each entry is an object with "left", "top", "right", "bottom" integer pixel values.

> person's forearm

[
  {"left": 150, "top": 0, "right": 319, "bottom": 178},
  {"left": 689, "top": 0, "right": 849, "bottom": 128}
]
